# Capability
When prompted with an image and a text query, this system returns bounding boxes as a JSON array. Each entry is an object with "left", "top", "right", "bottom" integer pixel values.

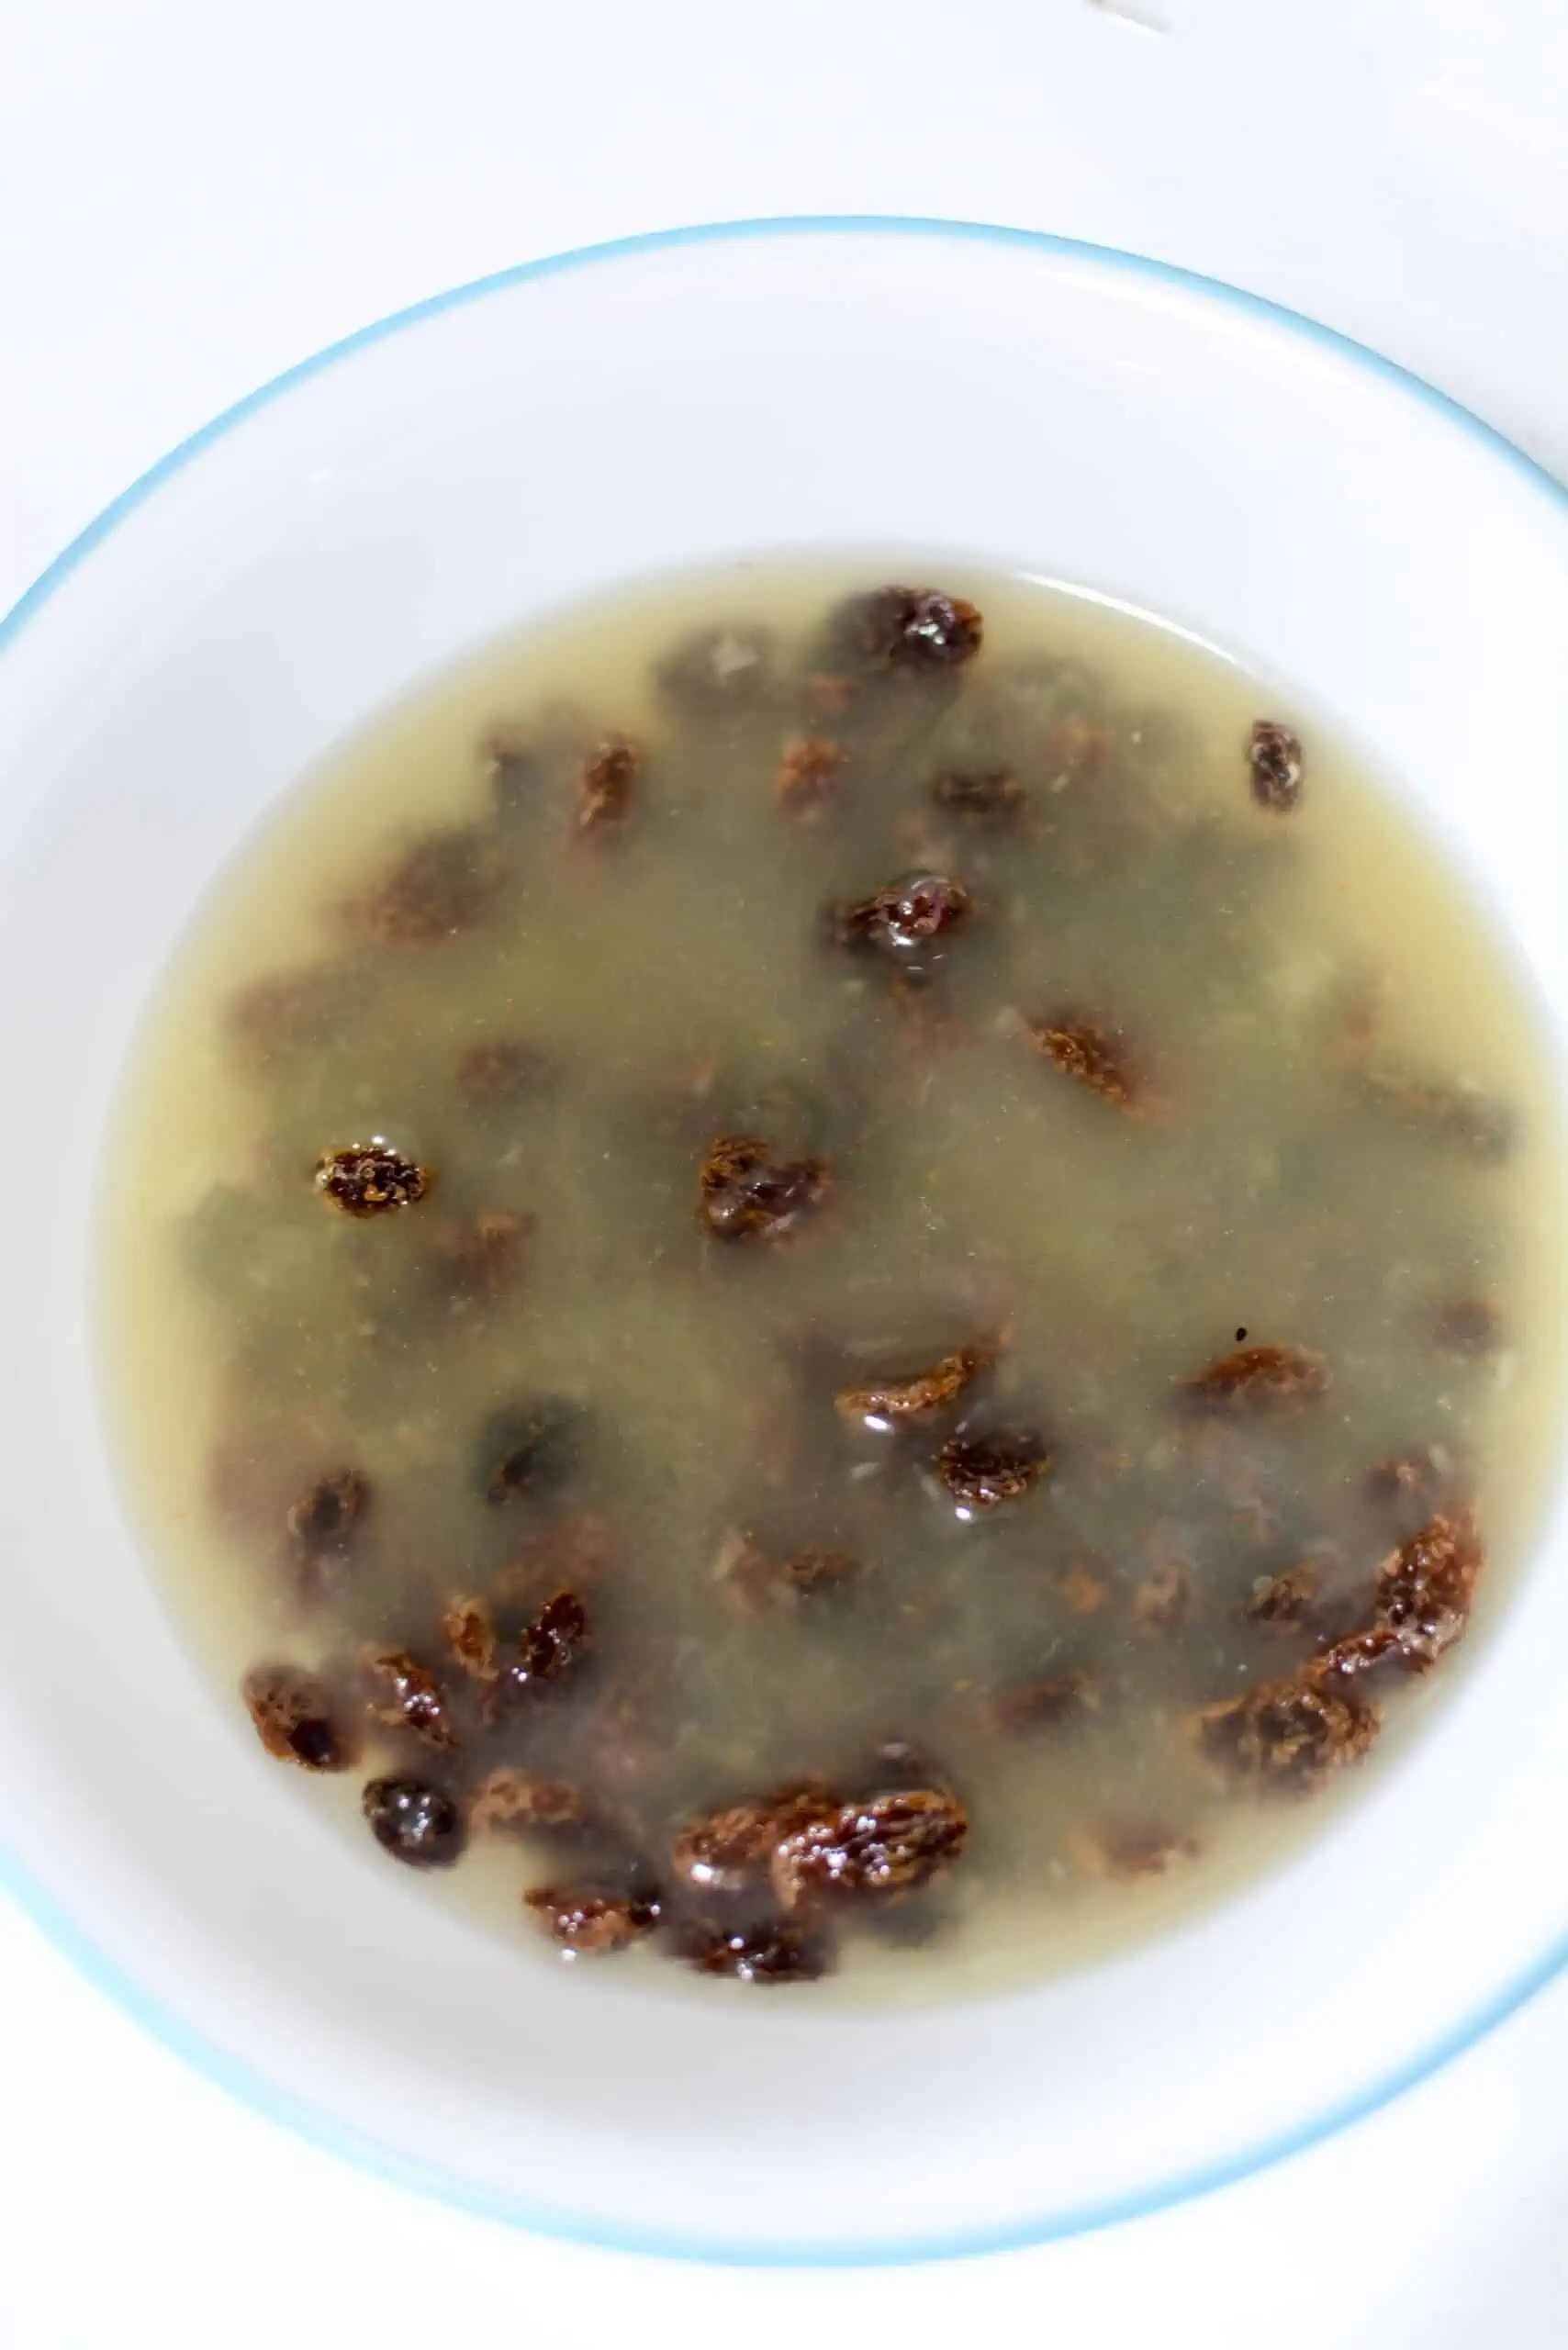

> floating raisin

[
  {"left": 834, "top": 586, "right": 984, "bottom": 674},
  {"left": 1182, "top": 1342, "right": 1329, "bottom": 1413},
  {"left": 713, "top": 1531, "right": 860, "bottom": 1616},
  {"left": 503, "top": 1590, "right": 591, "bottom": 1695},
  {"left": 1249, "top": 721, "right": 1304, "bottom": 812},
  {"left": 478, "top": 1397, "right": 583, "bottom": 1505},
  {"left": 1244, "top": 1565, "right": 1318, "bottom": 1627},
  {"left": 836, "top": 1341, "right": 991, "bottom": 1430},
  {"left": 1022, "top": 1015, "right": 1140, "bottom": 1110},
  {"left": 286, "top": 1468, "right": 370, "bottom": 1555},
  {"left": 576, "top": 736, "right": 641, "bottom": 836},
  {"left": 1355, "top": 1511, "right": 1484, "bottom": 1673},
  {"left": 442, "top": 1595, "right": 499, "bottom": 1681},
  {"left": 346, "top": 828, "right": 505, "bottom": 946},
  {"left": 771, "top": 1787, "right": 969, "bottom": 1910},
  {"left": 1193, "top": 1664, "right": 1378, "bottom": 1794},
  {"left": 931, "top": 768, "right": 1024, "bottom": 822},
  {"left": 243, "top": 1664, "right": 355, "bottom": 1771},
  {"left": 362, "top": 1775, "right": 465, "bottom": 1866},
  {"left": 698, "top": 1134, "right": 830, "bottom": 1243},
  {"left": 470, "top": 1769, "right": 588, "bottom": 1833},
  {"left": 832, "top": 872, "right": 970, "bottom": 965},
  {"left": 775, "top": 735, "right": 848, "bottom": 823},
  {"left": 670, "top": 1785, "right": 839, "bottom": 1897},
  {"left": 316, "top": 1142, "right": 431, "bottom": 1216},
  {"left": 676, "top": 1919, "right": 832, "bottom": 1984},
  {"left": 935, "top": 1429, "right": 1047, "bottom": 1519},
  {"left": 526, "top": 1885, "right": 662, "bottom": 1956},
  {"left": 363, "top": 1648, "right": 454, "bottom": 1749}
]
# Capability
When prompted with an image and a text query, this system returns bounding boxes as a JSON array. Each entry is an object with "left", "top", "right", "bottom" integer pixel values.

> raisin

[
  {"left": 316, "top": 1142, "right": 431, "bottom": 1216},
  {"left": 478, "top": 1397, "right": 583, "bottom": 1505},
  {"left": 286, "top": 1468, "right": 370, "bottom": 1555},
  {"left": 494, "top": 1511, "right": 615, "bottom": 1604},
  {"left": 1433, "top": 1299, "right": 1501, "bottom": 1356},
  {"left": 226, "top": 965, "right": 358, "bottom": 1060},
  {"left": 698, "top": 1134, "right": 830, "bottom": 1243},
  {"left": 1058, "top": 1560, "right": 1110, "bottom": 1615},
  {"left": 713, "top": 1531, "right": 860, "bottom": 1616},
  {"left": 935, "top": 1429, "right": 1047, "bottom": 1519},
  {"left": 1193, "top": 1663, "right": 1379, "bottom": 1794},
  {"left": 1022, "top": 1015, "right": 1140, "bottom": 1110},
  {"left": 836, "top": 1341, "right": 991, "bottom": 1430},
  {"left": 834, "top": 586, "right": 984, "bottom": 673},
  {"left": 671, "top": 1785, "right": 839, "bottom": 1896},
  {"left": 346, "top": 828, "right": 504, "bottom": 946},
  {"left": 1244, "top": 1565, "right": 1318, "bottom": 1626},
  {"left": 773, "top": 1788, "right": 969, "bottom": 1910},
  {"left": 1357, "top": 1068, "right": 1514, "bottom": 1160},
  {"left": 363, "top": 1648, "right": 454, "bottom": 1749},
  {"left": 987, "top": 1673, "right": 1099, "bottom": 1734},
  {"left": 504, "top": 1590, "right": 591, "bottom": 1694},
  {"left": 832, "top": 872, "right": 971, "bottom": 964},
  {"left": 576, "top": 736, "right": 641, "bottom": 836},
  {"left": 775, "top": 734, "right": 849, "bottom": 823},
  {"left": 1132, "top": 1552, "right": 1191, "bottom": 1635},
  {"left": 1182, "top": 1342, "right": 1329, "bottom": 1413},
  {"left": 1366, "top": 1511, "right": 1483, "bottom": 1673},
  {"left": 242, "top": 1664, "right": 355, "bottom": 1771},
  {"left": 526, "top": 1886, "right": 662, "bottom": 1955},
  {"left": 1070, "top": 1821, "right": 1200, "bottom": 1880},
  {"left": 470, "top": 1769, "right": 588, "bottom": 1833},
  {"left": 458, "top": 1037, "right": 550, "bottom": 1105},
  {"left": 655, "top": 624, "right": 776, "bottom": 711},
  {"left": 677, "top": 1919, "right": 832, "bottom": 1983},
  {"left": 1363, "top": 1449, "right": 1452, "bottom": 1530},
  {"left": 483, "top": 727, "right": 548, "bottom": 811},
  {"left": 429, "top": 1210, "right": 531, "bottom": 1301},
  {"left": 1043, "top": 717, "right": 1113, "bottom": 783},
  {"left": 442, "top": 1595, "right": 499, "bottom": 1681},
  {"left": 1249, "top": 721, "right": 1304, "bottom": 812},
  {"left": 931, "top": 768, "right": 1024, "bottom": 822},
  {"left": 362, "top": 1775, "right": 465, "bottom": 1865}
]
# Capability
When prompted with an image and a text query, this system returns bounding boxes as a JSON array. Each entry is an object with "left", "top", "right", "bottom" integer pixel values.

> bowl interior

[{"left": 1, "top": 223, "right": 1566, "bottom": 2260}]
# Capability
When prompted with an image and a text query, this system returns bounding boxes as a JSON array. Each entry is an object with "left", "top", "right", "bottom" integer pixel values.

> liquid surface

[{"left": 102, "top": 561, "right": 1568, "bottom": 1996}]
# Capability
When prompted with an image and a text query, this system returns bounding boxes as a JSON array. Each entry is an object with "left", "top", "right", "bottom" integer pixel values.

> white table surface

[{"left": 4, "top": 3, "right": 1567, "bottom": 2341}]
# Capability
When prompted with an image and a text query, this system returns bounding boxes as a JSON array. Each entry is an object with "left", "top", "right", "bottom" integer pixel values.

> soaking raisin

[
  {"left": 1022, "top": 1014, "right": 1140, "bottom": 1110},
  {"left": 442, "top": 1595, "right": 498, "bottom": 1681},
  {"left": 1363, "top": 1448, "right": 1452, "bottom": 1529},
  {"left": 832, "top": 872, "right": 970, "bottom": 964},
  {"left": 526, "top": 1886, "right": 662, "bottom": 1956},
  {"left": 1433, "top": 1299, "right": 1501, "bottom": 1356},
  {"left": 1182, "top": 1342, "right": 1329, "bottom": 1413},
  {"left": 316, "top": 1142, "right": 430, "bottom": 1216},
  {"left": 1357, "top": 1068, "right": 1514, "bottom": 1160},
  {"left": 286, "top": 1468, "right": 370, "bottom": 1555},
  {"left": 345, "top": 827, "right": 505, "bottom": 945},
  {"left": 1070, "top": 1821, "right": 1200, "bottom": 1880},
  {"left": 1192, "top": 1663, "right": 1378, "bottom": 1793},
  {"left": 429, "top": 1210, "right": 530, "bottom": 1302},
  {"left": 478, "top": 1397, "right": 583, "bottom": 1505},
  {"left": 1132, "top": 1552, "right": 1191, "bottom": 1635},
  {"left": 362, "top": 1648, "right": 454, "bottom": 1748},
  {"left": 698, "top": 1134, "right": 830, "bottom": 1243},
  {"left": 931, "top": 768, "right": 1024, "bottom": 822},
  {"left": 713, "top": 1531, "right": 861, "bottom": 1616},
  {"left": 836, "top": 1341, "right": 991, "bottom": 1430},
  {"left": 655, "top": 624, "right": 776, "bottom": 711},
  {"left": 469, "top": 1769, "right": 588, "bottom": 1833},
  {"left": 935, "top": 1429, "right": 1047, "bottom": 1519},
  {"left": 676, "top": 1919, "right": 832, "bottom": 1984},
  {"left": 671, "top": 1785, "right": 839, "bottom": 1896},
  {"left": 1244, "top": 1565, "right": 1318, "bottom": 1627},
  {"left": 775, "top": 735, "right": 848, "bottom": 823},
  {"left": 834, "top": 586, "right": 984, "bottom": 673},
  {"left": 1249, "top": 721, "right": 1304, "bottom": 812},
  {"left": 1364, "top": 1511, "right": 1483, "bottom": 1673},
  {"left": 457, "top": 1036, "right": 550, "bottom": 1105},
  {"left": 576, "top": 736, "right": 641, "bottom": 836},
  {"left": 504, "top": 1590, "right": 590, "bottom": 1693},
  {"left": 243, "top": 1664, "right": 355, "bottom": 1771},
  {"left": 771, "top": 1789, "right": 969, "bottom": 1909},
  {"left": 362, "top": 1775, "right": 465, "bottom": 1865},
  {"left": 987, "top": 1673, "right": 1099, "bottom": 1734}
]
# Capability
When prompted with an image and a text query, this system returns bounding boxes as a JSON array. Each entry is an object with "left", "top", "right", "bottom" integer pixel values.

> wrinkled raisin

[
  {"left": 363, "top": 1648, "right": 454, "bottom": 1748},
  {"left": 316, "top": 1142, "right": 430, "bottom": 1216},
  {"left": 478, "top": 1397, "right": 583, "bottom": 1505},
  {"left": 1244, "top": 1565, "right": 1318, "bottom": 1627},
  {"left": 771, "top": 1787, "right": 969, "bottom": 1909},
  {"left": 1364, "top": 1511, "right": 1482, "bottom": 1673},
  {"left": 671, "top": 1784, "right": 839, "bottom": 1896},
  {"left": 836, "top": 1341, "right": 991, "bottom": 1430},
  {"left": 931, "top": 768, "right": 1024, "bottom": 822},
  {"left": 243, "top": 1664, "right": 355, "bottom": 1771},
  {"left": 676, "top": 1919, "right": 832, "bottom": 1984},
  {"left": 832, "top": 872, "right": 970, "bottom": 964},
  {"left": 286, "top": 1469, "right": 370, "bottom": 1555},
  {"left": 713, "top": 1531, "right": 860, "bottom": 1616},
  {"left": 362, "top": 1775, "right": 465, "bottom": 1865},
  {"left": 346, "top": 828, "right": 504, "bottom": 945},
  {"left": 442, "top": 1595, "right": 498, "bottom": 1681},
  {"left": 775, "top": 735, "right": 848, "bottom": 823},
  {"left": 1023, "top": 1015, "right": 1140, "bottom": 1109},
  {"left": 526, "top": 1885, "right": 662, "bottom": 1955},
  {"left": 505, "top": 1590, "right": 590, "bottom": 1693},
  {"left": 576, "top": 736, "right": 641, "bottom": 836},
  {"left": 834, "top": 586, "right": 984, "bottom": 673},
  {"left": 699, "top": 1134, "right": 829, "bottom": 1243},
  {"left": 935, "top": 1429, "right": 1047, "bottom": 1519},
  {"left": 1193, "top": 1664, "right": 1378, "bottom": 1794},
  {"left": 1182, "top": 1342, "right": 1329, "bottom": 1413},
  {"left": 470, "top": 1769, "right": 588, "bottom": 1833},
  {"left": 1249, "top": 721, "right": 1304, "bottom": 812}
]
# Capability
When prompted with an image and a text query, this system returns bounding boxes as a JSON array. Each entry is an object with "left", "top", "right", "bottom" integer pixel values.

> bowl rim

[{"left": 4, "top": 211, "right": 1567, "bottom": 2268}]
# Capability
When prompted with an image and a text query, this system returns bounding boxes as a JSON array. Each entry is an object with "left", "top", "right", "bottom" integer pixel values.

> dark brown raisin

[
  {"left": 505, "top": 1590, "right": 590, "bottom": 1693},
  {"left": 835, "top": 1341, "right": 991, "bottom": 1430},
  {"left": 772, "top": 1787, "right": 969, "bottom": 1910},
  {"left": 670, "top": 1785, "right": 840, "bottom": 1896},
  {"left": 1249, "top": 721, "right": 1304, "bottom": 812},
  {"left": 834, "top": 587, "right": 984, "bottom": 673},
  {"left": 1022, "top": 1014, "right": 1140, "bottom": 1109},
  {"left": 655, "top": 624, "right": 776, "bottom": 711},
  {"left": 478, "top": 1397, "right": 583, "bottom": 1505},
  {"left": 775, "top": 735, "right": 848, "bottom": 823},
  {"left": 442, "top": 1595, "right": 499, "bottom": 1681},
  {"left": 242, "top": 1664, "right": 356, "bottom": 1771},
  {"left": 526, "top": 1886, "right": 662, "bottom": 1955},
  {"left": 362, "top": 1775, "right": 465, "bottom": 1866},
  {"left": 1193, "top": 1663, "right": 1379, "bottom": 1794},
  {"left": 316, "top": 1142, "right": 431, "bottom": 1216},
  {"left": 931, "top": 768, "right": 1024, "bottom": 822},
  {"left": 935, "top": 1429, "right": 1047, "bottom": 1519},
  {"left": 832, "top": 872, "right": 970, "bottom": 963},
  {"left": 363, "top": 1648, "right": 454, "bottom": 1749},
  {"left": 576, "top": 736, "right": 641, "bottom": 836},
  {"left": 1433, "top": 1299, "right": 1502, "bottom": 1356},
  {"left": 457, "top": 1037, "right": 550, "bottom": 1105},
  {"left": 698, "top": 1134, "right": 830, "bottom": 1243},
  {"left": 470, "top": 1769, "right": 588, "bottom": 1833},
  {"left": 286, "top": 1469, "right": 370, "bottom": 1555},
  {"left": 678, "top": 1919, "right": 832, "bottom": 1983},
  {"left": 987, "top": 1673, "right": 1099, "bottom": 1734},
  {"left": 1070, "top": 1821, "right": 1200, "bottom": 1880},
  {"left": 1182, "top": 1342, "right": 1329, "bottom": 1413},
  {"left": 1366, "top": 1511, "right": 1483, "bottom": 1673},
  {"left": 346, "top": 828, "right": 504, "bottom": 946},
  {"left": 1244, "top": 1564, "right": 1318, "bottom": 1627}
]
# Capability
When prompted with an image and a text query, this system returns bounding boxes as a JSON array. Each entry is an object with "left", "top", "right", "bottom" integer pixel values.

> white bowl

[{"left": 1, "top": 219, "right": 1566, "bottom": 2265}]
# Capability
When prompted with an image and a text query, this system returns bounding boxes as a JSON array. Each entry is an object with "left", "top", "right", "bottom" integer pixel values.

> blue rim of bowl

[{"left": 3, "top": 214, "right": 1567, "bottom": 2267}]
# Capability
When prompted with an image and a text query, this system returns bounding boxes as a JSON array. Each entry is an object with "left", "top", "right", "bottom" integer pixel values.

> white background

[{"left": 3, "top": 2, "right": 1567, "bottom": 2341}]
